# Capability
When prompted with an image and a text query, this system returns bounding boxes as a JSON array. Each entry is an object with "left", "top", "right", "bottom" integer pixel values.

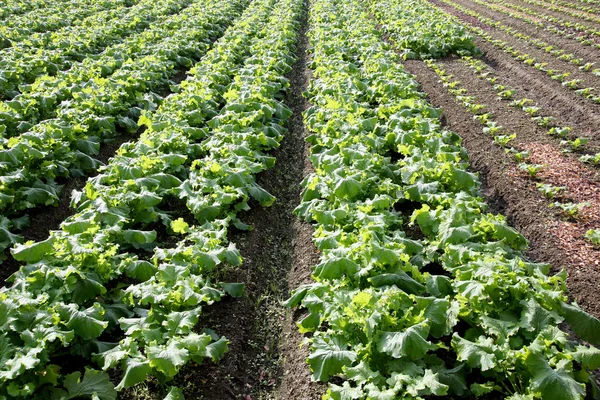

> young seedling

[
  {"left": 580, "top": 153, "right": 600, "bottom": 165},
  {"left": 493, "top": 134, "right": 516, "bottom": 147},
  {"left": 585, "top": 229, "right": 600, "bottom": 247},
  {"left": 505, "top": 148, "right": 530, "bottom": 162},
  {"left": 579, "top": 62, "right": 595, "bottom": 72},
  {"left": 560, "top": 137, "right": 589, "bottom": 152},
  {"left": 483, "top": 121, "right": 503, "bottom": 135},
  {"left": 473, "top": 113, "right": 492, "bottom": 124},
  {"left": 548, "top": 126, "right": 572, "bottom": 138},
  {"left": 536, "top": 183, "right": 566, "bottom": 199},
  {"left": 550, "top": 201, "right": 589, "bottom": 219},
  {"left": 522, "top": 106, "right": 541, "bottom": 117},
  {"left": 550, "top": 72, "right": 570, "bottom": 82},
  {"left": 575, "top": 87, "right": 594, "bottom": 97},
  {"left": 518, "top": 162, "right": 544, "bottom": 178},
  {"left": 532, "top": 116, "right": 556, "bottom": 128},
  {"left": 497, "top": 89, "right": 514, "bottom": 100},
  {"left": 562, "top": 79, "right": 582, "bottom": 89},
  {"left": 509, "top": 98, "right": 533, "bottom": 109}
]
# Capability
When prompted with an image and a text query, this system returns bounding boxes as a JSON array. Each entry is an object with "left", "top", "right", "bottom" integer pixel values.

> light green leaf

[
  {"left": 526, "top": 353, "right": 585, "bottom": 400},
  {"left": 561, "top": 302, "right": 600, "bottom": 346},
  {"left": 59, "top": 368, "right": 117, "bottom": 400},
  {"left": 452, "top": 334, "right": 497, "bottom": 371},
  {"left": 11, "top": 237, "right": 55, "bottom": 262},
  {"left": 116, "top": 357, "right": 152, "bottom": 390},
  {"left": 163, "top": 386, "right": 184, "bottom": 400},
  {"left": 377, "top": 321, "right": 433, "bottom": 360},
  {"left": 308, "top": 336, "right": 357, "bottom": 382},
  {"left": 568, "top": 345, "right": 600, "bottom": 370},
  {"left": 147, "top": 342, "right": 189, "bottom": 378},
  {"left": 334, "top": 177, "right": 362, "bottom": 199}
]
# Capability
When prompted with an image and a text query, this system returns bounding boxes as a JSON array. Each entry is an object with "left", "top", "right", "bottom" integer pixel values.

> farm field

[{"left": 1, "top": 0, "right": 600, "bottom": 398}]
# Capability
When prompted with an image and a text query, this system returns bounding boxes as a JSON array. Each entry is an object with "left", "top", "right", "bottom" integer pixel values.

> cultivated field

[{"left": 0, "top": 0, "right": 599, "bottom": 399}]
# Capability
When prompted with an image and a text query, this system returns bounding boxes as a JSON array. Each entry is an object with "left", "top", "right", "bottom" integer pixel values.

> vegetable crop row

[
  {"left": 0, "top": 0, "right": 185, "bottom": 98},
  {"left": 424, "top": 57, "right": 595, "bottom": 224},
  {"left": 457, "top": 55, "right": 600, "bottom": 165},
  {"left": 532, "top": 0, "right": 600, "bottom": 16},
  {"left": 0, "top": 0, "right": 303, "bottom": 396},
  {"left": 0, "top": 0, "right": 243, "bottom": 256},
  {"left": 468, "top": 2, "right": 600, "bottom": 49},
  {"left": 287, "top": 0, "right": 600, "bottom": 398},
  {"left": 458, "top": 0, "right": 600, "bottom": 52},
  {"left": 517, "top": 0, "right": 600, "bottom": 26},
  {"left": 0, "top": 0, "right": 77, "bottom": 20},
  {"left": 0, "top": 0, "right": 133, "bottom": 48},
  {"left": 366, "top": 0, "right": 478, "bottom": 59}
]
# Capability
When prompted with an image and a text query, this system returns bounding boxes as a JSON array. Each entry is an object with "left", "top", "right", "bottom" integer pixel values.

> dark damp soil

[{"left": 125, "top": 3, "right": 324, "bottom": 399}]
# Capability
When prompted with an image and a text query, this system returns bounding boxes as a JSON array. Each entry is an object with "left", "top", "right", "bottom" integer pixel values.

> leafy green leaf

[
  {"left": 58, "top": 368, "right": 117, "bottom": 400},
  {"left": 561, "top": 302, "right": 600, "bottom": 346},
  {"left": 377, "top": 321, "right": 433, "bottom": 360},
  {"left": 308, "top": 336, "right": 357, "bottom": 382},
  {"left": 526, "top": 353, "right": 585, "bottom": 400}
]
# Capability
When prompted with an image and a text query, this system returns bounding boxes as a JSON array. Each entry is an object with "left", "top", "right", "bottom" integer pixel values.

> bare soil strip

[
  {"left": 431, "top": 0, "right": 600, "bottom": 103},
  {"left": 402, "top": 57, "right": 600, "bottom": 319},
  {"left": 505, "top": 0, "right": 600, "bottom": 31},
  {"left": 275, "top": 2, "right": 325, "bottom": 396},
  {"left": 429, "top": 0, "right": 600, "bottom": 141},
  {"left": 456, "top": 0, "right": 600, "bottom": 63}
]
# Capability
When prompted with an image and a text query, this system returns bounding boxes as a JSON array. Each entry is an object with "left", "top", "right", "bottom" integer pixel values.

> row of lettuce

[
  {"left": 0, "top": 0, "right": 303, "bottom": 397},
  {"left": 0, "top": 0, "right": 239, "bottom": 256},
  {"left": 287, "top": 0, "right": 600, "bottom": 398},
  {"left": 0, "top": 0, "right": 135, "bottom": 49},
  {"left": 0, "top": 0, "right": 167, "bottom": 98}
]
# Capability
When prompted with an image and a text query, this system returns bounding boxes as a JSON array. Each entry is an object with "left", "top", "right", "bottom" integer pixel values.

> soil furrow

[
  {"left": 506, "top": 0, "right": 600, "bottom": 31},
  {"left": 456, "top": 0, "right": 600, "bottom": 63},
  {"left": 274, "top": 0, "right": 325, "bottom": 396},
  {"left": 402, "top": 57, "right": 600, "bottom": 319},
  {"left": 429, "top": 0, "right": 600, "bottom": 100}
]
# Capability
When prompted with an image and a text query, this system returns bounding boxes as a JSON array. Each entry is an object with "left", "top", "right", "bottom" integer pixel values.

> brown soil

[
  {"left": 454, "top": 0, "right": 600, "bottom": 65},
  {"left": 504, "top": 0, "right": 600, "bottom": 32},
  {"left": 149, "top": 4, "right": 325, "bottom": 398},
  {"left": 429, "top": 0, "right": 600, "bottom": 144},
  {"left": 403, "top": 57, "right": 600, "bottom": 319},
  {"left": 430, "top": 0, "right": 600, "bottom": 105}
]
